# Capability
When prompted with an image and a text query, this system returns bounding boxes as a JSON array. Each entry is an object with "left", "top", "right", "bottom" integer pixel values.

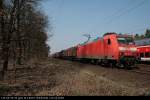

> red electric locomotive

[{"left": 77, "top": 33, "right": 137, "bottom": 68}]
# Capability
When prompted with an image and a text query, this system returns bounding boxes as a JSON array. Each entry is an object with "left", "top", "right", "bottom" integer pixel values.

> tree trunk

[{"left": 0, "top": 0, "right": 5, "bottom": 80}]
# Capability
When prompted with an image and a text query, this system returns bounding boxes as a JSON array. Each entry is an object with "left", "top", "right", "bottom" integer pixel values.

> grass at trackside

[{"left": 0, "top": 84, "right": 10, "bottom": 95}]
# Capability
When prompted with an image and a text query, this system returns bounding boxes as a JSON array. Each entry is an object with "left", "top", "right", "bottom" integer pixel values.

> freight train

[
  {"left": 135, "top": 38, "right": 150, "bottom": 63},
  {"left": 53, "top": 33, "right": 137, "bottom": 69}
]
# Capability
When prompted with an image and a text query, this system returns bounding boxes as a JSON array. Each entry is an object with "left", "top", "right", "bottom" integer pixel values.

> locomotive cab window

[
  {"left": 108, "top": 39, "right": 111, "bottom": 45},
  {"left": 117, "top": 38, "right": 126, "bottom": 44},
  {"left": 117, "top": 37, "right": 134, "bottom": 45}
]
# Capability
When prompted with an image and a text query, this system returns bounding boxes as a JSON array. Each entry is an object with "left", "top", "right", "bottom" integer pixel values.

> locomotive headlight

[
  {"left": 129, "top": 48, "right": 137, "bottom": 52},
  {"left": 119, "top": 47, "right": 126, "bottom": 51}
]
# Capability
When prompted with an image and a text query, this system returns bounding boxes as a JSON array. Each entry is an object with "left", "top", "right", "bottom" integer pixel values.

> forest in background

[
  {"left": 134, "top": 29, "right": 150, "bottom": 40},
  {"left": 0, "top": 0, "right": 51, "bottom": 80}
]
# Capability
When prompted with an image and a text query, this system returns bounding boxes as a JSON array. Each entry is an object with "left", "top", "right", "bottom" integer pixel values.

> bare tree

[{"left": 0, "top": 0, "right": 51, "bottom": 80}]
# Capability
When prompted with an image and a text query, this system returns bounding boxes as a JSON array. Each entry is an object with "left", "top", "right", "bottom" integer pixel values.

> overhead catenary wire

[
  {"left": 105, "top": 0, "right": 147, "bottom": 25},
  {"left": 90, "top": 0, "right": 147, "bottom": 34},
  {"left": 102, "top": 0, "right": 137, "bottom": 21},
  {"left": 89, "top": 0, "right": 137, "bottom": 33}
]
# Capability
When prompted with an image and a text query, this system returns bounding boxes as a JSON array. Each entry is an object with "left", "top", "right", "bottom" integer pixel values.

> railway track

[
  {"left": 123, "top": 64, "right": 150, "bottom": 75},
  {"left": 129, "top": 69, "right": 150, "bottom": 76}
]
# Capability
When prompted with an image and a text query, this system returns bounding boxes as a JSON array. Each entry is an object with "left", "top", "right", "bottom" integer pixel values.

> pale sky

[{"left": 41, "top": 0, "right": 150, "bottom": 53}]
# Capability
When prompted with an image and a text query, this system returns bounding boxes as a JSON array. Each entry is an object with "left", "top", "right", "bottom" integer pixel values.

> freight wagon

[{"left": 61, "top": 47, "right": 77, "bottom": 60}]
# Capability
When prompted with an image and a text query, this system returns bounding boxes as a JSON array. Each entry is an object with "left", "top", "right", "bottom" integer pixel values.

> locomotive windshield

[{"left": 117, "top": 37, "right": 134, "bottom": 45}]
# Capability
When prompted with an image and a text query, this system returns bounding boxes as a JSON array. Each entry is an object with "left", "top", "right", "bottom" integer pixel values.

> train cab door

[{"left": 104, "top": 37, "right": 112, "bottom": 59}]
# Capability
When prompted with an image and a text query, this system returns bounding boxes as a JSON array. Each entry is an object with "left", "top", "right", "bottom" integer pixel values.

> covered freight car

[{"left": 61, "top": 46, "right": 77, "bottom": 60}]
